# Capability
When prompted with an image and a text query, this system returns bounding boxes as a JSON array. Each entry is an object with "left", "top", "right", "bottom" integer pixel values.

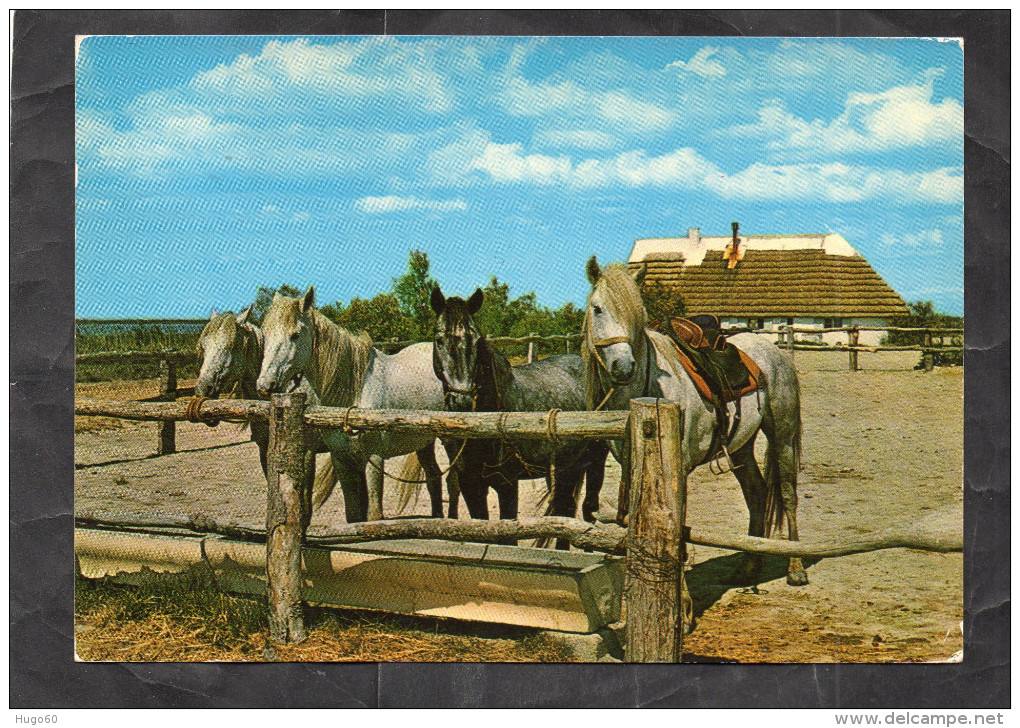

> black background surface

[{"left": 10, "top": 9, "right": 1009, "bottom": 708}]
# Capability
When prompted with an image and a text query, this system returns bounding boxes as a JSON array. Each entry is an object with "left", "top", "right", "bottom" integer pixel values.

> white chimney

[{"left": 688, "top": 227, "right": 701, "bottom": 246}]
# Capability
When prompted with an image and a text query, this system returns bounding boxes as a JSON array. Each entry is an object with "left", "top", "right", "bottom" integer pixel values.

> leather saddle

[{"left": 652, "top": 315, "right": 761, "bottom": 459}]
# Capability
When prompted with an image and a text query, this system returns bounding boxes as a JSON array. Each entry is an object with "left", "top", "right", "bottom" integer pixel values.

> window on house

[
  {"left": 824, "top": 318, "right": 833, "bottom": 329},
  {"left": 787, "top": 317, "right": 794, "bottom": 327},
  {"left": 834, "top": 317, "right": 843, "bottom": 328},
  {"left": 747, "top": 318, "right": 764, "bottom": 330}
]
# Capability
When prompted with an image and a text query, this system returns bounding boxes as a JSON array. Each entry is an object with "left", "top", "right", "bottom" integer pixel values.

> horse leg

[
  {"left": 729, "top": 438, "right": 767, "bottom": 585},
  {"left": 614, "top": 439, "right": 632, "bottom": 526},
  {"left": 551, "top": 468, "right": 585, "bottom": 550},
  {"left": 446, "top": 467, "right": 460, "bottom": 518},
  {"left": 776, "top": 440, "right": 809, "bottom": 586},
  {"left": 301, "top": 448, "right": 316, "bottom": 526},
  {"left": 253, "top": 422, "right": 269, "bottom": 477},
  {"left": 334, "top": 453, "right": 369, "bottom": 523},
  {"left": 416, "top": 443, "right": 444, "bottom": 518},
  {"left": 494, "top": 478, "right": 518, "bottom": 520},
  {"left": 457, "top": 457, "right": 489, "bottom": 520},
  {"left": 582, "top": 441, "right": 609, "bottom": 523},
  {"left": 365, "top": 455, "right": 384, "bottom": 521}
]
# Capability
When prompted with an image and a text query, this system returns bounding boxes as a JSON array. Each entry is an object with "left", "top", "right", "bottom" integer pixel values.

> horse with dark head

[{"left": 430, "top": 286, "right": 609, "bottom": 532}]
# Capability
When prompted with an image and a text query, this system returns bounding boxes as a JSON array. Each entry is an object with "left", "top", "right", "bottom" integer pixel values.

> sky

[{"left": 75, "top": 35, "right": 964, "bottom": 318}]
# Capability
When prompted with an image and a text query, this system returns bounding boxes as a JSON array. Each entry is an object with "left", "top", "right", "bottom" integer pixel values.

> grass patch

[{"left": 75, "top": 571, "right": 576, "bottom": 663}]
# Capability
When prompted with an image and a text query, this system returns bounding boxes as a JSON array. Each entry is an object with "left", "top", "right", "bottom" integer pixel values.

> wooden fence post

[
  {"left": 624, "top": 397, "right": 687, "bottom": 663},
  {"left": 922, "top": 330, "right": 934, "bottom": 372},
  {"left": 266, "top": 391, "right": 311, "bottom": 645},
  {"left": 786, "top": 326, "right": 795, "bottom": 362},
  {"left": 527, "top": 332, "right": 536, "bottom": 363},
  {"left": 156, "top": 356, "right": 177, "bottom": 455},
  {"left": 848, "top": 327, "right": 859, "bottom": 372}
]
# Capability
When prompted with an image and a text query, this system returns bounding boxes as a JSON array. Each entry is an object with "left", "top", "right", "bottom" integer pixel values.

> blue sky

[{"left": 76, "top": 35, "right": 964, "bottom": 318}]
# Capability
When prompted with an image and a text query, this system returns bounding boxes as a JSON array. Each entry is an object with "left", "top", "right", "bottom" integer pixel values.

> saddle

[{"left": 652, "top": 315, "right": 761, "bottom": 460}]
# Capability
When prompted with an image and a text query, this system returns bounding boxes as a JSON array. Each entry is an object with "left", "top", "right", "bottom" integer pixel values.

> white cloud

[
  {"left": 572, "top": 148, "right": 719, "bottom": 188},
  {"left": 666, "top": 46, "right": 726, "bottom": 78},
  {"left": 190, "top": 37, "right": 453, "bottom": 115},
  {"left": 533, "top": 129, "right": 617, "bottom": 151},
  {"left": 468, "top": 142, "right": 573, "bottom": 185},
  {"left": 880, "top": 229, "right": 944, "bottom": 247},
  {"left": 499, "top": 58, "right": 675, "bottom": 134},
  {"left": 355, "top": 195, "right": 467, "bottom": 214},
  {"left": 725, "top": 78, "right": 963, "bottom": 157},
  {"left": 463, "top": 138, "right": 961, "bottom": 205},
  {"left": 708, "top": 163, "right": 963, "bottom": 204}
]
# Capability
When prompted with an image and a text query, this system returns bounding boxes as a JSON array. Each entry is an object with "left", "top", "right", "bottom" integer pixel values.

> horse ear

[
  {"left": 300, "top": 286, "right": 315, "bottom": 313},
  {"left": 210, "top": 307, "right": 218, "bottom": 319},
  {"left": 236, "top": 306, "right": 252, "bottom": 325},
  {"left": 430, "top": 286, "right": 446, "bottom": 315},
  {"left": 586, "top": 255, "right": 601, "bottom": 285},
  {"left": 632, "top": 262, "right": 648, "bottom": 286},
  {"left": 467, "top": 288, "right": 484, "bottom": 314},
  {"left": 272, "top": 291, "right": 282, "bottom": 303}
]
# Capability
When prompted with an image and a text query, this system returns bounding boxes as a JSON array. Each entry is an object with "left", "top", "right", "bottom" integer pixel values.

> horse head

[
  {"left": 257, "top": 286, "right": 316, "bottom": 396},
  {"left": 195, "top": 306, "right": 256, "bottom": 398},
  {"left": 430, "top": 285, "right": 485, "bottom": 411},
  {"left": 584, "top": 255, "right": 647, "bottom": 387}
]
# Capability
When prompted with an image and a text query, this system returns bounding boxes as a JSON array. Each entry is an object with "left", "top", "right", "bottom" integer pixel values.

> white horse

[
  {"left": 256, "top": 287, "right": 447, "bottom": 522},
  {"left": 583, "top": 257, "right": 808, "bottom": 586},
  {"left": 194, "top": 307, "right": 336, "bottom": 504}
]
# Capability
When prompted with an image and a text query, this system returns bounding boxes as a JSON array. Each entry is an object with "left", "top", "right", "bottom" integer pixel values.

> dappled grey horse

[
  {"left": 430, "top": 286, "right": 610, "bottom": 537},
  {"left": 582, "top": 257, "right": 808, "bottom": 585},
  {"left": 194, "top": 307, "right": 334, "bottom": 504},
  {"left": 256, "top": 287, "right": 448, "bottom": 523}
]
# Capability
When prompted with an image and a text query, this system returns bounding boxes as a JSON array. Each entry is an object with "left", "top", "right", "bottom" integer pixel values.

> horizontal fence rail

[
  {"left": 75, "top": 511, "right": 963, "bottom": 559},
  {"left": 75, "top": 398, "right": 629, "bottom": 440}
]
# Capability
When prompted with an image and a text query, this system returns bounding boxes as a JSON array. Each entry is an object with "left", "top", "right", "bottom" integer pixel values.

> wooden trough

[{"left": 75, "top": 529, "right": 623, "bottom": 634}]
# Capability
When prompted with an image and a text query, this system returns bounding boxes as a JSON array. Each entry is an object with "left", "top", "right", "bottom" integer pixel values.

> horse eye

[
  {"left": 435, "top": 335, "right": 444, "bottom": 345},
  {"left": 593, "top": 305, "right": 602, "bottom": 315},
  {"left": 290, "top": 332, "right": 300, "bottom": 342}
]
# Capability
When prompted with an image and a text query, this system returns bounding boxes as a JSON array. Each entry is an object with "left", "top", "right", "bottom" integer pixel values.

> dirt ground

[{"left": 75, "top": 350, "right": 963, "bottom": 663}]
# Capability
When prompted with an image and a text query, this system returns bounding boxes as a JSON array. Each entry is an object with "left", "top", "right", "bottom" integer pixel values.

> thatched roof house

[{"left": 627, "top": 226, "right": 908, "bottom": 345}]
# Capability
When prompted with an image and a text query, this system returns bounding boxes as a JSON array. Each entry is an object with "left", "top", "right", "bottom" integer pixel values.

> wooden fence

[
  {"left": 74, "top": 394, "right": 962, "bottom": 663},
  {"left": 76, "top": 324, "right": 962, "bottom": 459}
]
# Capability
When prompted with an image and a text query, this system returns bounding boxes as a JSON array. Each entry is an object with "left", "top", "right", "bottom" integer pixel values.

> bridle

[
  {"left": 435, "top": 333, "right": 483, "bottom": 412},
  {"left": 585, "top": 307, "right": 653, "bottom": 409}
]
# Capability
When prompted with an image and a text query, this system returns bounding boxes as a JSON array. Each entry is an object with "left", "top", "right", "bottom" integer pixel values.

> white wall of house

[{"left": 720, "top": 316, "right": 890, "bottom": 346}]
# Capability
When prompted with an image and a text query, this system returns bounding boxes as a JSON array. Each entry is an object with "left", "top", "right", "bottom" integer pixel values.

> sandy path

[{"left": 75, "top": 351, "right": 963, "bottom": 662}]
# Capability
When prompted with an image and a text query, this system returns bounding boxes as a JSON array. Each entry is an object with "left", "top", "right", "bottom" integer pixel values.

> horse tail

[
  {"left": 763, "top": 385, "right": 802, "bottom": 538},
  {"left": 395, "top": 452, "right": 424, "bottom": 515},
  {"left": 312, "top": 456, "right": 338, "bottom": 510}
]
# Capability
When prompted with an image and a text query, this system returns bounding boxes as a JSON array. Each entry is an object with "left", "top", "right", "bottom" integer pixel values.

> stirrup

[{"left": 708, "top": 443, "right": 735, "bottom": 475}]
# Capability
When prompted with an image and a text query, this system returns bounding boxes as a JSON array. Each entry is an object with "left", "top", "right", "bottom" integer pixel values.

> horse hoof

[{"left": 787, "top": 570, "right": 809, "bottom": 586}]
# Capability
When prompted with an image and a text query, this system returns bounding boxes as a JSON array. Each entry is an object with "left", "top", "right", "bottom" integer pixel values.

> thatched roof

[{"left": 629, "top": 247, "right": 908, "bottom": 318}]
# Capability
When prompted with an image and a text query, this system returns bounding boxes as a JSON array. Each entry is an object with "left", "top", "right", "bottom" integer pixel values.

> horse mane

[
  {"left": 309, "top": 309, "right": 373, "bottom": 407},
  {"left": 581, "top": 263, "right": 648, "bottom": 409},
  {"left": 196, "top": 311, "right": 236, "bottom": 357}
]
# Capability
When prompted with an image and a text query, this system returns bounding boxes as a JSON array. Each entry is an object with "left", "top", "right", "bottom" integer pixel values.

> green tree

[
  {"left": 641, "top": 279, "right": 684, "bottom": 324},
  {"left": 250, "top": 284, "right": 302, "bottom": 324},
  {"left": 392, "top": 250, "right": 438, "bottom": 339},
  {"left": 320, "top": 293, "right": 417, "bottom": 342}
]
